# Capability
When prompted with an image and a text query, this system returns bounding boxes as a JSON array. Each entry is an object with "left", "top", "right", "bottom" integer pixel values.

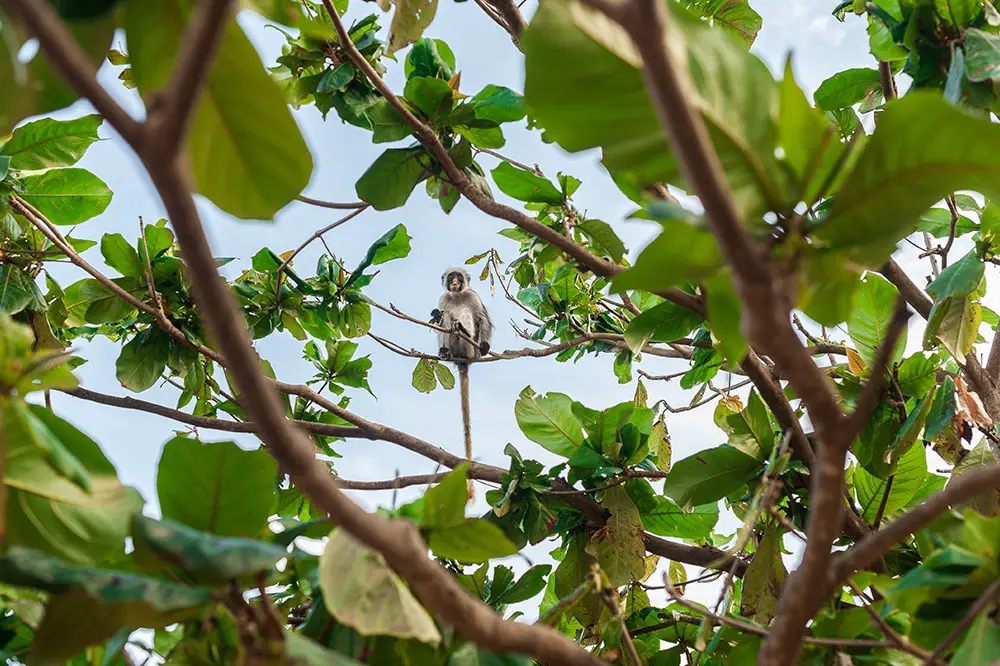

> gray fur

[{"left": 437, "top": 267, "right": 493, "bottom": 361}]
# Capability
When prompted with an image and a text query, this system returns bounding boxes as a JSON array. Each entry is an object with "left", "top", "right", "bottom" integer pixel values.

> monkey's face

[{"left": 446, "top": 271, "right": 466, "bottom": 293}]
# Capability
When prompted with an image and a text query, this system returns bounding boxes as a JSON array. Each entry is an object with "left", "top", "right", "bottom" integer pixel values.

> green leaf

[
  {"left": 677, "top": 0, "right": 761, "bottom": 47},
  {"left": 854, "top": 442, "right": 927, "bottom": 522},
  {"left": 387, "top": 0, "right": 439, "bottom": 54},
  {"left": 434, "top": 361, "right": 455, "bottom": 389},
  {"left": 925, "top": 376, "right": 957, "bottom": 441},
  {"left": 115, "top": 328, "right": 170, "bottom": 392},
  {"left": 0, "top": 264, "right": 45, "bottom": 315},
  {"left": 490, "top": 161, "right": 563, "bottom": 204},
  {"left": 926, "top": 250, "right": 984, "bottom": 301},
  {"left": 411, "top": 358, "right": 437, "bottom": 393},
  {"left": 405, "top": 38, "right": 455, "bottom": 80},
  {"left": 100, "top": 233, "right": 144, "bottom": 278},
  {"left": 131, "top": 514, "right": 286, "bottom": 583},
  {"left": 579, "top": 219, "right": 625, "bottom": 263},
  {"left": 340, "top": 300, "right": 372, "bottom": 337},
  {"left": 319, "top": 528, "right": 441, "bottom": 644},
  {"left": 925, "top": 296, "right": 981, "bottom": 358},
  {"left": 493, "top": 564, "right": 551, "bottom": 604},
  {"left": 157, "top": 436, "right": 277, "bottom": 537},
  {"left": 0, "top": 114, "right": 102, "bottom": 170},
  {"left": 663, "top": 445, "right": 760, "bottom": 507},
  {"left": 428, "top": 519, "right": 518, "bottom": 563},
  {"left": 283, "top": 630, "right": 365, "bottom": 666},
  {"left": 318, "top": 63, "right": 355, "bottom": 92},
  {"left": 523, "top": 0, "right": 786, "bottom": 218},
  {"left": 623, "top": 299, "right": 702, "bottom": 354},
  {"left": 448, "top": 644, "right": 533, "bottom": 666},
  {"left": 586, "top": 486, "right": 645, "bottom": 587},
  {"left": 3, "top": 405, "right": 143, "bottom": 564},
  {"left": 19, "top": 168, "right": 112, "bottom": 225},
  {"left": 641, "top": 498, "right": 718, "bottom": 539},
  {"left": 368, "top": 99, "right": 412, "bottom": 143},
  {"left": 613, "top": 221, "right": 721, "bottom": 293},
  {"left": 355, "top": 147, "right": 427, "bottom": 210},
  {"left": 817, "top": 93, "right": 1000, "bottom": 266},
  {"left": 847, "top": 273, "right": 906, "bottom": 368},
  {"left": 964, "top": 28, "right": 1000, "bottom": 82},
  {"left": 778, "top": 58, "right": 843, "bottom": 204},
  {"left": 705, "top": 272, "right": 745, "bottom": 367},
  {"left": 403, "top": 76, "right": 453, "bottom": 119},
  {"left": 917, "top": 207, "right": 978, "bottom": 238},
  {"left": 739, "top": 523, "right": 786, "bottom": 625},
  {"left": 725, "top": 390, "right": 774, "bottom": 461},
  {"left": 514, "top": 387, "right": 585, "bottom": 457},
  {"left": 896, "top": 352, "right": 941, "bottom": 397},
  {"left": 936, "top": 0, "right": 979, "bottom": 27},
  {"left": 0, "top": 546, "right": 209, "bottom": 665},
  {"left": 471, "top": 85, "right": 526, "bottom": 124},
  {"left": 346, "top": 223, "right": 412, "bottom": 288},
  {"left": 64, "top": 277, "right": 140, "bottom": 324},
  {"left": 124, "top": 0, "right": 312, "bottom": 220},
  {"left": 422, "top": 465, "right": 469, "bottom": 529},
  {"left": 798, "top": 249, "right": 862, "bottom": 326},
  {"left": 813, "top": 68, "right": 882, "bottom": 110}
]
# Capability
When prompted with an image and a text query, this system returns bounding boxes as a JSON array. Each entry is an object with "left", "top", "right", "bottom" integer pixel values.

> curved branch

[
  {"left": 834, "top": 464, "right": 1000, "bottom": 580},
  {"left": 276, "top": 205, "right": 369, "bottom": 288},
  {"left": 296, "top": 195, "right": 368, "bottom": 210}
]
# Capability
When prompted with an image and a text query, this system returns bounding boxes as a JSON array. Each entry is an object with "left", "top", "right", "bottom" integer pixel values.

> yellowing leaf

[
  {"left": 586, "top": 486, "right": 645, "bottom": 587},
  {"left": 319, "top": 528, "right": 441, "bottom": 644},
  {"left": 847, "top": 348, "right": 867, "bottom": 375},
  {"left": 387, "top": 0, "right": 439, "bottom": 54}
]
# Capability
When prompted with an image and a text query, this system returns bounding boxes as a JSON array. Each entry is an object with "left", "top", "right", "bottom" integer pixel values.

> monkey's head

[{"left": 442, "top": 268, "right": 470, "bottom": 293}]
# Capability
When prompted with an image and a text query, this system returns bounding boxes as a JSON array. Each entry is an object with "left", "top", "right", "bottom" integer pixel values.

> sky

[{"left": 26, "top": 0, "right": 970, "bottom": 622}]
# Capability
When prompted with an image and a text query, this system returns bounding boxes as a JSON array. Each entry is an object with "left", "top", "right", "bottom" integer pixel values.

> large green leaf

[
  {"left": 19, "top": 168, "right": 112, "bottom": 225},
  {"left": 3, "top": 405, "right": 143, "bottom": 564},
  {"left": 124, "top": 0, "right": 312, "bottom": 220},
  {"left": 355, "top": 147, "right": 428, "bottom": 210},
  {"left": 847, "top": 272, "right": 906, "bottom": 368},
  {"left": 817, "top": 93, "right": 1000, "bottom": 266},
  {"left": 523, "top": 0, "right": 787, "bottom": 218},
  {"left": 0, "top": 114, "right": 102, "bottom": 170},
  {"left": 345, "top": 223, "right": 412, "bottom": 288},
  {"left": 586, "top": 486, "right": 645, "bottom": 587},
  {"left": 156, "top": 436, "right": 277, "bottom": 537},
  {"left": 115, "top": 327, "right": 171, "bottom": 393},
  {"left": 917, "top": 207, "right": 978, "bottom": 238},
  {"left": 622, "top": 299, "right": 702, "bottom": 354},
  {"left": 951, "top": 612, "right": 1000, "bottom": 666},
  {"left": 641, "top": 497, "right": 718, "bottom": 539},
  {"left": 319, "top": 528, "right": 441, "bottom": 644},
  {"left": 427, "top": 519, "right": 518, "bottom": 564},
  {"left": 0, "top": 264, "right": 45, "bottom": 315},
  {"left": 131, "top": 515, "right": 286, "bottom": 584},
  {"left": 854, "top": 442, "right": 927, "bottom": 522},
  {"left": 723, "top": 390, "right": 774, "bottom": 461},
  {"left": 739, "top": 523, "right": 786, "bottom": 624},
  {"left": 924, "top": 295, "right": 981, "bottom": 358},
  {"left": 613, "top": 220, "right": 721, "bottom": 293},
  {"left": 514, "top": 387, "right": 585, "bottom": 457},
  {"left": 100, "top": 233, "right": 144, "bottom": 279},
  {"left": 490, "top": 162, "right": 563, "bottom": 204},
  {"left": 578, "top": 219, "right": 625, "bottom": 263},
  {"left": 678, "top": 0, "right": 761, "bottom": 47},
  {"left": 422, "top": 464, "right": 469, "bottom": 529},
  {"left": 662, "top": 445, "right": 760, "bottom": 506},
  {"left": 813, "top": 68, "right": 881, "bottom": 111},
  {"left": 471, "top": 85, "right": 526, "bottom": 124},
  {"left": 926, "top": 250, "right": 984, "bottom": 301}
]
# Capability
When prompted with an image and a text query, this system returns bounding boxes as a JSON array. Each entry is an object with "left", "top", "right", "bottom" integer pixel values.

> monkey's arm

[
  {"left": 471, "top": 293, "right": 493, "bottom": 355},
  {"left": 430, "top": 308, "right": 442, "bottom": 324}
]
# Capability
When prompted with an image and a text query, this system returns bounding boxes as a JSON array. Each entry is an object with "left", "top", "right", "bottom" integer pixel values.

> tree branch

[
  {"left": 3, "top": 0, "right": 143, "bottom": 145},
  {"left": 296, "top": 195, "right": 368, "bottom": 210},
  {"left": 835, "top": 464, "right": 1000, "bottom": 580},
  {"left": 154, "top": 0, "right": 235, "bottom": 143},
  {"left": 318, "top": 0, "right": 704, "bottom": 317},
  {"left": 924, "top": 577, "right": 1000, "bottom": 664},
  {"left": 275, "top": 205, "right": 369, "bottom": 291}
]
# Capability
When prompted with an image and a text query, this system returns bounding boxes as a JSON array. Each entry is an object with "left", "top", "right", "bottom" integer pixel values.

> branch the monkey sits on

[{"left": 431, "top": 267, "right": 493, "bottom": 499}]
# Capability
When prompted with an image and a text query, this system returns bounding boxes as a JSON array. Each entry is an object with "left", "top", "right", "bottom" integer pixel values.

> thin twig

[
  {"left": 275, "top": 205, "right": 369, "bottom": 295},
  {"left": 139, "top": 217, "right": 165, "bottom": 317},
  {"left": 846, "top": 580, "right": 934, "bottom": 663}
]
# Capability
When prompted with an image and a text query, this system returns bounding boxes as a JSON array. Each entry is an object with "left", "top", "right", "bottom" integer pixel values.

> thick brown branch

[
  {"left": 4, "top": 0, "right": 143, "bottom": 145},
  {"left": 155, "top": 0, "right": 235, "bottom": 143}
]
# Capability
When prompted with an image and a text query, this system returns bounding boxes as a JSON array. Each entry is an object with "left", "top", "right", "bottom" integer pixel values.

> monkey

[{"left": 431, "top": 267, "right": 492, "bottom": 499}]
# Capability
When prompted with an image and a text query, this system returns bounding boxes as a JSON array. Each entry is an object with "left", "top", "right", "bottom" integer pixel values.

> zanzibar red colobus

[{"left": 431, "top": 267, "right": 493, "bottom": 498}]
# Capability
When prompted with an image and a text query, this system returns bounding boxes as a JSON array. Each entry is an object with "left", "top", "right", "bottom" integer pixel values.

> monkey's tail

[{"left": 459, "top": 362, "right": 475, "bottom": 502}]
